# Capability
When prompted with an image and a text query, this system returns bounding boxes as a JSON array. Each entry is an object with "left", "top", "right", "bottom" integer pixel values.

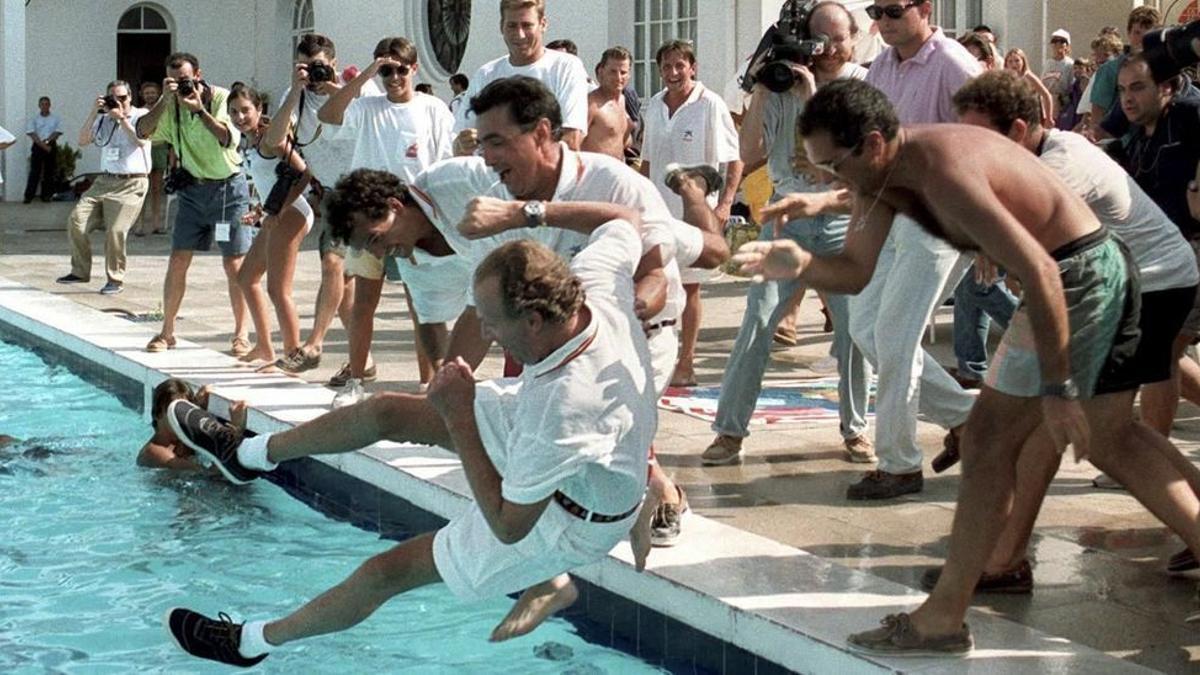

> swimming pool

[{"left": 0, "top": 338, "right": 667, "bottom": 673}]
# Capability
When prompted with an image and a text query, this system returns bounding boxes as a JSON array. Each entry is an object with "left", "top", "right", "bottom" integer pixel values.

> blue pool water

[{"left": 0, "top": 338, "right": 665, "bottom": 673}]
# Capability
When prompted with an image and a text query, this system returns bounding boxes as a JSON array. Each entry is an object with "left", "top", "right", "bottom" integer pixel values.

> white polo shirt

[
  {"left": 411, "top": 147, "right": 686, "bottom": 326},
  {"left": 0, "top": 125, "right": 13, "bottom": 184},
  {"left": 340, "top": 92, "right": 454, "bottom": 182},
  {"left": 642, "top": 82, "right": 740, "bottom": 219},
  {"left": 480, "top": 219, "right": 656, "bottom": 513},
  {"left": 92, "top": 109, "right": 151, "bottom": 175},
  {"left": 454, "top": 48, "right": 590, "bottom": 134}
]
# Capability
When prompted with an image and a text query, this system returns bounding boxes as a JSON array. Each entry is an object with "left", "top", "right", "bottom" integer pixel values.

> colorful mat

[{"left": 659, "top": 377, "right": 875, "bottom": 427}]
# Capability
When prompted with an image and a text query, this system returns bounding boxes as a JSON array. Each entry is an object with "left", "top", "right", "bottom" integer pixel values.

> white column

[{"left": 0, "top": 0, "right": 27, "bottom": 201}]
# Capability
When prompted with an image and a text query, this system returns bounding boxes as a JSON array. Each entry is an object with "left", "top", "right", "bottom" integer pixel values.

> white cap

[{"left": 1050, "top": 29, "right": 1071, "bottom": 44}]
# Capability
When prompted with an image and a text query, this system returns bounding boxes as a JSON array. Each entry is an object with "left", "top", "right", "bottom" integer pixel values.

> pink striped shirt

[{"left": 865, "top": 28, "right": 982, "bottom": 124}]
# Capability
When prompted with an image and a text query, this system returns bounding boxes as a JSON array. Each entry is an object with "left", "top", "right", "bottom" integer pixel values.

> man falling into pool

[
  {"left": 162, "top": 208, "right": 657, "bottom": 665},
  {"left": 736, "top": 78, "right": 1200, "bottom": 655}
]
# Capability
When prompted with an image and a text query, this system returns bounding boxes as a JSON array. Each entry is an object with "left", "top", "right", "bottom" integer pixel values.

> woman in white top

[{"left": 228, "top": 83, "right": 314, "bottom": 369}]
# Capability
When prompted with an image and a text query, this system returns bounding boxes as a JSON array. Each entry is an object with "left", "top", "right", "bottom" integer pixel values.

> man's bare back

[
  {"left": 877, "top": 125, "right": 1100, "bottom": 255},
  {"left": 582, "top": 89, "right": 630, "bottom": 160}
]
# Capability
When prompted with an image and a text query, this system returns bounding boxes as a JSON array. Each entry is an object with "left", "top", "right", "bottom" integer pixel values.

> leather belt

[
  {"left": 645, "top": 318, "right": 677, "bottom": 333},
  {"left": 553, "top": 491, "right": 640, "bottom": 523},
  {"left": 106, "top": 173, "right": 148, "bottom": 179}
]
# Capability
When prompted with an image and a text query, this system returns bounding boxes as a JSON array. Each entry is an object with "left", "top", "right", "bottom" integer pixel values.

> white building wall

[{"left": 1, "top": 0, "right": 28, "bottom": 200}]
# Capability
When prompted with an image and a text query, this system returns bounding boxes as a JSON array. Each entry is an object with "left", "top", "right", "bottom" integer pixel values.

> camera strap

[
  {"left": 172, "top": 98, "right": 186, "bottom": 172},
  {"left": 93, "top": 115, "right": 119, "bottom": 147},
  {"left": 291, "top": 89, "right": 322, "bottom": 149}
]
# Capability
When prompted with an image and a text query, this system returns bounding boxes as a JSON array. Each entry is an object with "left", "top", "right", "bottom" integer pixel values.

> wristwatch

[
  {"left": 522, "top": 200, "right": 546, "bottom": 228},
  {"left": 1040, "top": 378, "right": 1080, "bottom": 400}
]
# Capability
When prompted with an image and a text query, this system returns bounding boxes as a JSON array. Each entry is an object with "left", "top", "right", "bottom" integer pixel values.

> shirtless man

[
  {"left": 735, "top": 78, "right": 1200, "bottom": 655},
  {"left": 582, "top": 47, "right": 634, "bottom": 160}
]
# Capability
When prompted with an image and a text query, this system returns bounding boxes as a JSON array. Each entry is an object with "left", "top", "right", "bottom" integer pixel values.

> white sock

[
  {"left": 236, "top": 433, "right": 278, "bottom": 471},
  {"left": 238, "top": 620, "right": 275, "bottom": 658}
]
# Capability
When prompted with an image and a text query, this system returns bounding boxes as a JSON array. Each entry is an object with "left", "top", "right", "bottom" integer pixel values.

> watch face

[{"left": 427, "top": 0, "right": 472, "bottom": 74}]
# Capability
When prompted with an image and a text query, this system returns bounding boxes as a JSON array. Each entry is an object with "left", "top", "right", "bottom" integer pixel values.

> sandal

[
  {"left": 229, "top": 336, "right": 252, "bottom": 358},
  {"left": 146, "top": 334, "right": 176, "bottom": 353}
]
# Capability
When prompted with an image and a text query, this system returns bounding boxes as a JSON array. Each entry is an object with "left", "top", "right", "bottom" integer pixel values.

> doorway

[{"left": 116, "top": 5, "right": 172, "bottom": 103}]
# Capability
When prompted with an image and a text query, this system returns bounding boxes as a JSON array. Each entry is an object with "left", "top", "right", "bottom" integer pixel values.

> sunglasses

[
  {"left": 378, "top": 64, "right": 412, "bottom": 78},
  {"left": 1050, "top": 38, "right": 1068, "bottom": 45},
  {"left": 810, "top": 143, "right": 861, "bottom": 175},
  {"left": 865, "top": 0, "right": 924, "bottom": 20}
]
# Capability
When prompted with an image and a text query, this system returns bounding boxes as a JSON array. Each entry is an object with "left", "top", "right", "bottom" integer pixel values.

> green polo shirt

[{"left": 151, "top": 85, "right": 242, "bottom": 180}]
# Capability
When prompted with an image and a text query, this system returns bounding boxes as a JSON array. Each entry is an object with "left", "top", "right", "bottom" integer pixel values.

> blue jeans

[
  {"left": 712, "top": 213, "right": 870, "bottom": 440},
  {"left": 952, "top": 266, "right": 1019, "bottom": 381}
]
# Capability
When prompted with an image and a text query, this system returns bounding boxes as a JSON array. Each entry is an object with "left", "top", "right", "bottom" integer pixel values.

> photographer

[
  {"left": 55, "top": 80, "right": 150, "bottom": 295},
  {"left": 135, "top": 52, "right": 253, "bottom": 356},
  {"left": 703, "top": 1, "right": 872, "bottom": 467}
]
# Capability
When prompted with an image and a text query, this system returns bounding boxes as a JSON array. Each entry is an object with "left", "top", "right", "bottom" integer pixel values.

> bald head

[{"left": 809, "top": 1, "right": 858, "bottom": 79}]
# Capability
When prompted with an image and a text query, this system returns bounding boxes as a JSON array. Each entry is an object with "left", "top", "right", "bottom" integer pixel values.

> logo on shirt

[
  {"left": 682, "top": 130, "right": 695, "bottom": 142},
  {"left": 406, "top": 142, "right": 420, "bottom": 159}
]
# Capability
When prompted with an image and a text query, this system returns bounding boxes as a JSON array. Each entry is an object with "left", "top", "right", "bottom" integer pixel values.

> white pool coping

[{"left": 0, "top": 274, "right": 1152, "bottom": 674}]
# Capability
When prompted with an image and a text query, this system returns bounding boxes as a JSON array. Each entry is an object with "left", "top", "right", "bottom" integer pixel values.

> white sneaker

[{"left": 331, "top": 378, "right": 367, "bottom": 409}]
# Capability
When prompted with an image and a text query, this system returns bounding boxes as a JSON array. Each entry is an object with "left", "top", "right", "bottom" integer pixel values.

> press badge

[
  {"left": 102, "top": 148, "right": 121, "bottom": 164},
  {"left": 215, "top": 222, "right": 231, "bottom": 242}
]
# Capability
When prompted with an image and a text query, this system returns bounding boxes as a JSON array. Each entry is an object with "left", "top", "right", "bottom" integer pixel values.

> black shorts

[{"left": 1099, "top": 284, "right": 1196, "bottom": 392}]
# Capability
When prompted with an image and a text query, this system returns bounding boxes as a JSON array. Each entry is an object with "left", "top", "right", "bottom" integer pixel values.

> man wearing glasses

[
  {"left": 837, "top": 0, "right": 981, "bottom": 500},
  {"left": 318, "top": 36, "right": 457, "bottom": 407},
  {"left": 56, "top": 80, "right": 151, "bottom": 296}
]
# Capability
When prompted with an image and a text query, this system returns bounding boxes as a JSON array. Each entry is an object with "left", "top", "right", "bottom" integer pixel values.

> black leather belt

[
  {"left": 106, "top": 173, "right": 148, "bottom": 179},
  {"left": 645, "top": 318, "right": 677, "bottom": 333},
  {"left": 553, "top": 491, "right": 639, "bottom": 523}
]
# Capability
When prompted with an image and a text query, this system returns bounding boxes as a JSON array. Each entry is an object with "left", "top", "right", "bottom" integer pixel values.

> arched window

[
  {"left": 292, "top": 0, "right": 315, "bottom": 51},
  {"left": 117, "top": 5, "right": 173, "bottom": 99},
  {"left": 633, "top": 0, "right": 698, "bottom": 98}
]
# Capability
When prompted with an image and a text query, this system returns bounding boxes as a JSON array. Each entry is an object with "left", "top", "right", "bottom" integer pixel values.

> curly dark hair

[
  {"left": 469, "top": 75, "right": 563, "bottom": 137},
  {"left": 325, "top": 169, "right": 416, "bottom": 246},
  {"left": 799, "top": 79, "right": 899, "bottom": 150},
  {"left": 474, "top": 240, "right": 584, "bottom": 324},
  {"left": 952, "top": 70, "right": 1041, "bottom": 134},
  {"left": 151, "top": 378, "right": 195, "bottom": 423}
]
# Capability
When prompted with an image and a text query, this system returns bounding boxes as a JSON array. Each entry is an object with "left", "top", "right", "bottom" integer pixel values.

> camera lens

[
  {"left": 178, "top": 79, "right": 195, "bottom": 97},
  {"left": 759, "top": 62, "right": 796, "bottom": 93}
]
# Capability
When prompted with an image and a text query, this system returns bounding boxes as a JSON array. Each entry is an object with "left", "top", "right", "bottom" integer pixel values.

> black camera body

[
  {"left": 102, "top": 94, "right": 120, "bottom": 110},
  {"left": 263, "top": 163, "right": 306, "bottom": 215},
  {"left": 741, "top": 0, "right": 827, "bottom": 93},
  {"left": 1142, "top": 19, "right": 1200, "bottom": 84},
  {"left": 164, "top": 167, "right": 195, "bottom": 195},
  {"left": 307, "top": 62, "right": 335, "bottom": 84},
  {"left": 177, "top": 78, "right": 196, "bottom": 97}
]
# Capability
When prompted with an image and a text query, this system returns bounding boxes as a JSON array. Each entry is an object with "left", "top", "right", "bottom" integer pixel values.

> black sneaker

[
  {"left": 166, "top": 400, "right": 260, "bottom": 485},
  {"left": 165, "top": 607, "right": 268, "bottom": 668},
  {"left": 327, "top": 362, "right": 377, "bottom": 388},
  {"left": 56, "top": 273, "right": 89, "bottom": 284}
]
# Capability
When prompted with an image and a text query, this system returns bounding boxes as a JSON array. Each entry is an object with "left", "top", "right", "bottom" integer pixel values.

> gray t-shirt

[{"left": 1040, "top": 129, "right": 1198, "bottom": 292}]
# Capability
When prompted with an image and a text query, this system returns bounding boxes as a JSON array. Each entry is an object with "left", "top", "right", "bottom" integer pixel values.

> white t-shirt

[
  {"left": 1040, "top": 129, "right": 1199, "bottom": 292},
  {"left": 281, "top": 79, "right": 385, "bottom": 187},
  {"left": 0, "top": 125, "right": 13, "bottom": 184},
  {"left": 454, "top": 48, "right": 590, "bottom": 134},
  {"left": 92, "top": 108, "right": 151, "bottom": 175},
  {"left": 642, "top": 82, "right": 740, "bottom": 219},
  {"left": 486, "top": 219, "right": 656, "bottom": 514},
  {"left": 340, "top": 92, "right": 454, "bottom": 182}
]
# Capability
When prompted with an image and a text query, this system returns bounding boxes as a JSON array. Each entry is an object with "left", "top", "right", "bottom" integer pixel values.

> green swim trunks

[{"left": 985, "top": 229, "right": 1141, "bottom": 399}]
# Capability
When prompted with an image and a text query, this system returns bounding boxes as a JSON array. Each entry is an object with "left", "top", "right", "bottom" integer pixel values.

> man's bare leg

[
  {"left": 222, "top": 255, "right": 251, "bottom": 344},
  {"left": 490, "top": 574, "right": 579, "bottom": 643},
  {"left": 982, "top": 425, "right": 1061, "bottom": 573},
  {"left": 263, "top": 394, "right": 452, "bottom": 466},
  {"left": 302, "top": 254, "right": 349, "bottom": 357},
  {"left": 906, "top": 388, "right": 1044, "bottom": 636},
  {"left": 672, "top": 283, "right": 702, "bottom": 387},
  {"left": 263, "top": 534, "right": 442, "bottom": 646},
  {"left": 1140, "top": 335, "right": 1194, "bottom": 435}
]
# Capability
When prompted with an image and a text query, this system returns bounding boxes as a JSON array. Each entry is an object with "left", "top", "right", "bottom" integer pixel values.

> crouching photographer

[
  {"left": 56, "top": 80, "right": 151, "bottom": 295},
  {"left": 136, "top": 51, "right": 255, "bottom": 356}
]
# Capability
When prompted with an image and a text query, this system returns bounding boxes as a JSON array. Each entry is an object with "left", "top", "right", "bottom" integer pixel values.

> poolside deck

[{"left": 3, "top": 200, "right": 1198, "bottom": 672}]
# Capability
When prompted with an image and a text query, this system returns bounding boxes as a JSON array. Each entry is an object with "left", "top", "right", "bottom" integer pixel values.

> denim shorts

[{"left": 172, "top": 173, "right": 254, "bottom": 256}]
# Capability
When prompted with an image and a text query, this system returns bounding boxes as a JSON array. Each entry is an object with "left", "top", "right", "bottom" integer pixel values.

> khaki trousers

[{"left": 68, "top": 174, "right": 149, "bottom": 283}]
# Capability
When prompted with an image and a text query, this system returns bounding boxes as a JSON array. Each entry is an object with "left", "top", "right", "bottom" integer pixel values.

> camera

[
  {"left": 263, "top": 163, "right": 306, "bottom": 215},
  {"left": 177, "top": 78, "right": 196, "bottom": 97},
  {"left": 740, "top": 0, "right": 827, "bottom": 93},
  {"left": 102, "top": 94, "right": 120, "bottom": 110},
  {"left": 307, "top": 62, "right": 335, "bottom": 84},
  {"left": 1142, "top": 19, "right": 1200, "bottom": 84},
  {"left": 164, "top": 167, "right": 196, "bottom": 195}
]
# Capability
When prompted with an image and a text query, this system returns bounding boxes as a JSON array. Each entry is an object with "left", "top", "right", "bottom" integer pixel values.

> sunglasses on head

[
  {"left": 865, "top": 0, "right": 924, "bottom": 20},
  {"left": 379, "top": 64, "right": 411, "bottom": 78}
]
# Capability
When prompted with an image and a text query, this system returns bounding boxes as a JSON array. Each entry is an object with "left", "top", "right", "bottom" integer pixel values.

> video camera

[
  {"left": 740, "top": 0, "right": 828, "bottom": 93},
  {"left": 1142, "top": 19, "right": 1200, "bottom": 84}
]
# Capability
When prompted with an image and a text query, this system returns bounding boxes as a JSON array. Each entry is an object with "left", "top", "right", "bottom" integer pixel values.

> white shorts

[
  {"left": 647, "top": 324, "right": 679, "bottom": 395},
  {"left": 432, "top": 378, "right": 631, "bottom": 601},
  {"left": 283, "top": 194, "right": 314, "bottom": 235},
  {"left": 343, "top": 247, "right": 384, "bottom": 280},
  {"left": 397, "top": 255, "right": 471, "bottom": 324}
]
